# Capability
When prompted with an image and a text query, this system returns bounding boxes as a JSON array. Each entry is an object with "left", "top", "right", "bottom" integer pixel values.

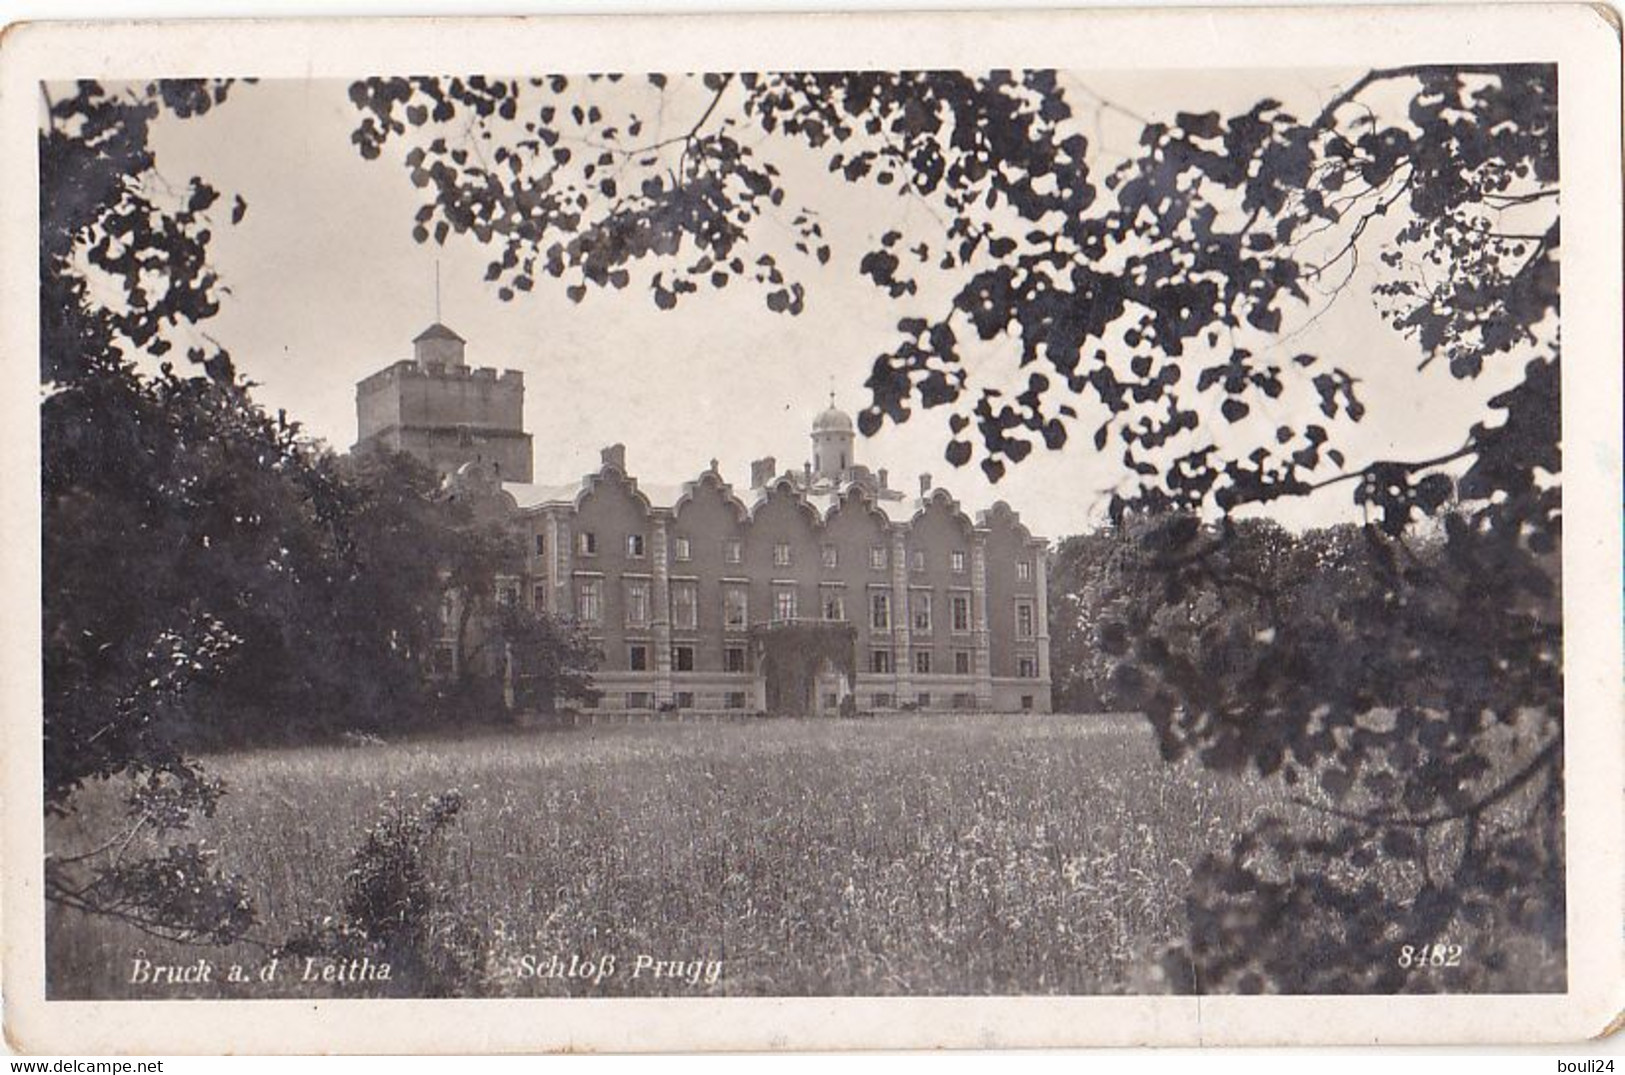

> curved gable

[
  {"left": 750, "top": 477, "right": 823, "bottom": 532},
  {"left": 673, "top": 468, "right": 750, "bottom": 525},
  {"left": 824, "top": 484, "right": 892, "bottom": 530},
  {"left": 912, "top": 487, "right": 975, "bottom": 536},
  {"left": 577, "top": 463, "right": 654, "bottom": 516},
  {"left": 977, "top": 500, "right": 1034, "bottom": 544}
]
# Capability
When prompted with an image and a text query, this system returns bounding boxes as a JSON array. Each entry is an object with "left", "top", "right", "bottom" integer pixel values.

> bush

[{"left": 281, "top": 790, "right": 487, "bottom": 996}]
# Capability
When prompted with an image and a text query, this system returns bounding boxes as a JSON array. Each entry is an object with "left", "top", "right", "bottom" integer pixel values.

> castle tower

[
  {"left": 811, "top": 395, "right": 855, "bottom": 480},
  {"left": 354, "top": 322, "right": 534, "bottom": 482}
]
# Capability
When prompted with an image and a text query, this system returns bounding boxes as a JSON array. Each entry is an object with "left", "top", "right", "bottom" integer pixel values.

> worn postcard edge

[{"left": 0, "top": 4, "right": 1620, "bottom": 1054}]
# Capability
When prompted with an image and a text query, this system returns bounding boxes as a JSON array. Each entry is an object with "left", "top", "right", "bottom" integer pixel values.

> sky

[{"left": 118, "top": 69, "right": 1529, "bottom": 539}]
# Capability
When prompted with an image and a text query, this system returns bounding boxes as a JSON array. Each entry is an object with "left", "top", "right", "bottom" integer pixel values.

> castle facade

[{"left": 356, "top": 324, "right": 1052, "bottom": 715}]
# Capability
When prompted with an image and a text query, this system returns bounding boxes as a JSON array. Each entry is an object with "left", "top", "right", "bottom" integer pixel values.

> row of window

[
  {"left": 617, "top": 645, "right": 1038, "bottom": 677},
  {"left": 572, "top": 577, "right": 1035, "bottom": 637},
  {"left": 548, "top": 530, "right": 1033, "bottom": 580},
  {"left": 627, "top": 644, "right": 749, "bottom": 673},
  {"left": 866, "top": 651, "right": 1039, "bottom": 676},
  {"left": 847, "top": 692, "right": 983, "bottom": 710},
  {"left": 587, "top": 690, "right": 1037, "bottom": 712},
  {"left": 602, "top": 691, "right": 750, "bottom": 711}
]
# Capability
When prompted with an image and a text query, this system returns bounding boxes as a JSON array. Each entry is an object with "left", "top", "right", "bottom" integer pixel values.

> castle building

[{"left": 356, "top": 325, "right": 1052, "bottom": 715}]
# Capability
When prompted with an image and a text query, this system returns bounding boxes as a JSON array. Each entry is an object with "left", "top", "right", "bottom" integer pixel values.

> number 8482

[{"left": 1398, "top": 943, "right": 1463, "bottom": 968}]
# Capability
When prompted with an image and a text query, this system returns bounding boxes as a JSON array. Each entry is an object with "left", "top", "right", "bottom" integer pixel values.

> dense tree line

[
  {"left": 41, "top": 80, "right": 596, "bottom": 943},
  {"left": 1046, "top": 506, "right": 1559, "bottom": 991}
]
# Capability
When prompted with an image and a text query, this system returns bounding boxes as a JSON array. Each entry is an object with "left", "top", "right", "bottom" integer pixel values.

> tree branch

[
  {"left": 46, "top": 880, "right": 273, "bottom": 951},
  {"left": 1312, "top": 64, "right": 1528, "bottom": 131},
  {"left": 1482, "top": 188, "right": 1558, "bottom": 208},
  {"left": 1291, "top": 737, "right": 1559, "bottom": 830},
  {"left": 1302, "top": 443, "right": 1477, "bottom": 494},
  {"left": 1302, "top": 164, "right": 1414, "bottom": 283},
  {"left": 677, "top": 74, "right": 734, "bottom": 182}
]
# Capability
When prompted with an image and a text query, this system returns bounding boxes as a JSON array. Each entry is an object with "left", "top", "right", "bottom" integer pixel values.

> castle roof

[
  {"left": 490, "top": 403, "right": 1041, "bottom": 541},
  {"left": 503, "top": 481, "right": 589, "bottom": 510},
  {"left": 500, "top": 471, "right": 1034, "bottom": 539},
  {"left": 413, "top": 321, "right": 466, "bottom": 344}
]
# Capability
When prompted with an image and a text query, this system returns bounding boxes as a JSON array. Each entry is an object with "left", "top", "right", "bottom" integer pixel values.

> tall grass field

[{"left": 47, "top": 713, "right": 1297, "bottom": 998}]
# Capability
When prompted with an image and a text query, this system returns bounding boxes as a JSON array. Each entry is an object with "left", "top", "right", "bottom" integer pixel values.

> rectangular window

[
  {"left": 821, "top": 543, "right": 838, "bottom": 569},
  {"left": 1017, "top": 602, "right": 1035, "bottom": 639},
  {"left": 952, "top": 594, "right": 970, "bottom": 632},
  {"left": 534, "top": 532, "right": 546, "bottom": 557},
  {"left": 578, "top": 531, "right": 597, "bottom": 556},
  {"left": 871, "top": 649, "right": 893, "bottom": 674},
  {"left": 773, "top": 541, "right": 792, "bottom": 567},
  {"left": 954, "top": 650, "right": 971, "bottom": 675},
  {"left": 626, "top": 691, "right": 652, "bottom": 710},
  {"left": 577, "top": 578, "right": 602, "bottom": 626},
  {"left": 954, "top": 692, "right": 975, "bottom": 710},
  {"left": 627, "top": 533, "right": 646, "bottom": 558},
  {"left": 534, "top": 583, "right": 548, "bottom": 612},
  {"left": 870, "top": 591, "right": 891, "bottom": 630},
  {"left": 870, "top": 545, "right": 888, "bottom": 570},
  {"left": 675, "top": 691, "right": 695, "bottom": 710},
  {"left": 725, "top": 691, "right": 747, "bottom": 710},
  {"left": 672, "top": 645, "right": 695, "bottom": 672},
  {"left": 628, "top": 644, "right": 648, "bottom": 671},
  {"left": 724, "top": 538, "right": 742, "bottom": 564},
  {"left": 672, "top": 582, "right": 698, "bottom": 630},
  {"left": 917, "top": 692, "right": 931, "bottom": 708},
  {"left": 625, "top": 579, "right": 650, "bottom": 627},
  {"left": 1017, "top": 559, "right": 1032, "bottom": 582},
  {"left": 723, "top": 587, "right": 748, "bottom": 630},
  {"left": 673, "top": 535, "right": 691, "bottom": 561},
  {"left": 823, "top": 591, "right": 846, "bottom": 621},
  {"left": 910, "top": 550, "right": 925, "bottom": 572},
  {"left": 873, "top": 692, "right": 893, "bottom": 708},
  {"left": 951, "top": 549, "right": 966, "bottom": 574},
  {"left": 1019, "top": 655, "right": 1038, "bottom": 678},
  {"left": 725, "top": 646, "right": 747, "bottom": 673},
  {"left": 912, "top": 591, "right": 932, "bottom": 632},
  {"left": 914, "top": 650, "right": 932, "bottom": 674},
  {"left": 774, "top": 588, "right": 797, "bottom": 623},
  {"left": 1021, "top": 694, "right": 1035, "bottom": 712},
  {"left": 431, "top": 643, "right": 455, "bottom": 676},
  {"left": 496, "top": 582, "right": 518, "bottom": 607}
]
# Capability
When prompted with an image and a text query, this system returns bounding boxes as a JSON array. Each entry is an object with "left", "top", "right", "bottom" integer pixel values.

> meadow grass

[{"left": 46, "top": 712, "right": 1295, "bottom": 999}]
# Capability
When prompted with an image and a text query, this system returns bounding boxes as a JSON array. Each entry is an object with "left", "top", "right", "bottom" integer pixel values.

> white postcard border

[{"left": 2, "top": 4, "right": 1620, "bottom": 1052}]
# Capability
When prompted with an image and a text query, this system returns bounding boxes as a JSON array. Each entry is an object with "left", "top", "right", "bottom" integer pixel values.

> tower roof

[
  {"left": 413, "top": 321, "right": 466, "bottom": 344},
  {"left": 812, "top": 402, "right": 854, "bottom": 435}
]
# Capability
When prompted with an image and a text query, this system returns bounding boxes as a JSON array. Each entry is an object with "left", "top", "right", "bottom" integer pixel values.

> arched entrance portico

[{"left": 749, "top": 620, "right": 857, "bottom": 717}]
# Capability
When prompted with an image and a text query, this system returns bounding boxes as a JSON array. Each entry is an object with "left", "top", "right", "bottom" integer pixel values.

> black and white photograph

[{"left": 3, "top": 6, "right": 1621, "bottom": 1052}]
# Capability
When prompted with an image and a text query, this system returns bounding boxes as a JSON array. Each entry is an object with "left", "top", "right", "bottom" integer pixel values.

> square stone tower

[{"left": 354, "top": 322, "right": 534, "bottom": 482}]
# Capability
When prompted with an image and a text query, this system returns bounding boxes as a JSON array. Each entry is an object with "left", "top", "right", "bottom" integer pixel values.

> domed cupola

[
  {"left": 813, "top": 402, "right": 855, "bottom": 434},
  {"left": 811, "top": 395, "right": 856, "bottom": 480}
]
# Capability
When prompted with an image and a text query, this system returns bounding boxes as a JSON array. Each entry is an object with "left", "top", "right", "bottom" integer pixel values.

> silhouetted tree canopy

[
  {"left": 355, "top": 65, "right": 1563, "bottom": 991},
  {"left": 40, "top": 80, "right": 596, "bottom": 944}
]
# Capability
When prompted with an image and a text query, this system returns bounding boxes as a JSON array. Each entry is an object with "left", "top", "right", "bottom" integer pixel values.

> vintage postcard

[{"left": 2, "top": 4, "right": 1621, "bottom": 1053}]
